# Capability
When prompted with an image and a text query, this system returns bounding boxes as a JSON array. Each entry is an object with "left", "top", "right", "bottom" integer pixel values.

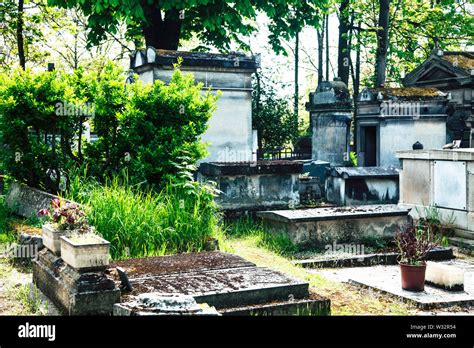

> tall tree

[
  {"left": 316, "top": 19, "right": 325, "bottom": 85},
  {"left": 337, "top": 0, "right": 350, "bottom": 84},
  {"left": 294, "top": 31, "right": 299, "bottom": 119},
  {"left": 47, "top": 0, "right": 328, "bottom": 53},
  {"left": 16, "top": 0, "right": 25, "bottom": 69},
  {"left": 374, "top": 0, "right": 390, "bottom": 87},
  {"left": 325, "top": 13, "right": 329, "bottom": 80}
]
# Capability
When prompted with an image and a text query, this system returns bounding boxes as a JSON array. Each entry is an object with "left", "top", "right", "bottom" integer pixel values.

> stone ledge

[
  {"left": 396, "top": 149, "right": 474, "bottom": 161},
  {"left": 198, "top": 161, "right": 303, "bottom": 176},
  {"left": 257, "top": 204, "right": 411, "bottom": 223}
]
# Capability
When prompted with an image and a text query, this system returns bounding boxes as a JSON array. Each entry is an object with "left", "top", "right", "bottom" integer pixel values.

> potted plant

[
  {"left": 60, "top": 229, "right": 110, "bottom": 271},
  {"left": 395, "top": 224, "right": 435, "bottom": 292},
  {"left": 38, "top": 199, "right": 87, "bottom": 255}
]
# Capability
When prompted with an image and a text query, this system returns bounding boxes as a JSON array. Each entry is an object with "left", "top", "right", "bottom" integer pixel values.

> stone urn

[
  {"left": 60, "top": 234, "right": 110, "bottom": 271},
  {"left": 42, "top": 223, "right": 71, "bottom": 256}
]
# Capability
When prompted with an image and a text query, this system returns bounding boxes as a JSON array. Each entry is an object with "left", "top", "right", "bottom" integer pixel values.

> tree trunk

[
  {"left": 375, "top": 0, "right": 390, "bottom": 87},
  {"left": 254, "top": 69, "right": 263, "bottom": 150},
  {"left": 317, "top": 20, "right": 325, "bottom": 85},
  {"left": 337, "top": 0, "right": 350, "bottom": 84},
  {"left": 143, "top": 6, "right": 182, "bottom": 50},
  {"left": 294, "top": 31, "right": 299, "bottom": 119},
  {"left": 325, "top": 14, "right": 329, "bottom": 81},
  {"left": 17, "top": 0, "right": 26, "bottom": 69}
]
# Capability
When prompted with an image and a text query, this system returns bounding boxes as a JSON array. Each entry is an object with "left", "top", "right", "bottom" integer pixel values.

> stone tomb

[
  {"left": 111, "top": 251, "right": 330, "bottom": 316},
  {"left": 356, "top": 87, "right": 449, "bottom": 167},
  {"left": 131, "top": 48, "right": 258, "bottom": 163},
  {"left": 197, "top": 161, "right": 302, "bottom": 213},
  {"left": 257, "top": 204, "right": 411, "bottom": 247},
  {"left": 347, "top": 260, "right": 474, "bottom": 309},
  {"left": 397, "top": 149, "right": 474, "bottom": 251},
  {"left": 325, "top": 166, "right": 399, "bottom": 206},
  {"left": 33, "top": 248, "right": 120, "bottom": 315},
  {"left": 306, "top": 79, "right": 352, "bottom": 166}
]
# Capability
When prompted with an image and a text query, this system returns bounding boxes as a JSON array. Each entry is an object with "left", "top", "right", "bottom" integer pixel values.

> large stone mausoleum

[{"left": 130, "top": 48, "right": 259, "bottom": 163}]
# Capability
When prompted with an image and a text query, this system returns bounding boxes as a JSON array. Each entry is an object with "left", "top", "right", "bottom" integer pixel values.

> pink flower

[
  {"left": 51, "top": 198, "right": 61, "bottom": 209},
  {"left": 37, "top": 209, "right": 49, "bottom": 217}
]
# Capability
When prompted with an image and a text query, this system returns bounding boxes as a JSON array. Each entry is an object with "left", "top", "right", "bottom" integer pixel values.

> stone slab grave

[
  {"left": 110, "top": 251, "right": 330, "bottom": 316},
  {"left": 347, "top": 260, "right": 474, "bottom": 309},
  {"left": 33, "top": 249, "right": 120, "bottom": 315},
  {"left": 257, "top": 204, "right": 411, "bottom": 247}
]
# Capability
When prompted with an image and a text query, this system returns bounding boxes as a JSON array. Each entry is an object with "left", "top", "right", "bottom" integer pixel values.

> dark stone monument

[
  {"left": 306, "top": 78, "right": 353, "bottom": 166},
  {"left": 403, "top": 50, "right": 474, "bottom": 147}
]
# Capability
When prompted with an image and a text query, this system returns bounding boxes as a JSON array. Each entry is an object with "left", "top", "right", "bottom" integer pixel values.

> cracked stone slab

[
  {"left": 110, "top": 251, "right": 255, "bottom": 278},
  {"left": 122, "top": 266, "right": 309, "bottom": 309}
]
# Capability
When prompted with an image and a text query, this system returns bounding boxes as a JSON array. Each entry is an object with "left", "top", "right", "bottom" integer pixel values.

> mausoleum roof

[
  {"left": 130, "top": 47, "right": 259, "bottom": 70},
  {"left": 358, "top": 87, "right": 447, "bottom": 102},
  {"left": 441, "top": 52, "right": 474, "bottom": 72}
]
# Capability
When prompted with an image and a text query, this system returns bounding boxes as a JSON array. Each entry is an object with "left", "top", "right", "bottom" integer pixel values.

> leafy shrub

[
  {"left": 252, "top": 70, "right": 299, "bottom": 150},
  {"left": 0, "top": 69, "right": 78, "bottom": 192},
  {"left": 395, "top": 225, "right": 436, "bottom": 265},
  {"left": 0, "top": 61, "right": 218, "bottom": 192},
  {"left": 88, "top": 65, "right": 218, "bottom": 187},
  {"left": 67, "top": 163, "right": 222, "bottom": 260}
]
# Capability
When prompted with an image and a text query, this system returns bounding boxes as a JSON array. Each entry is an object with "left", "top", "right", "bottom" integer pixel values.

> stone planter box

[
  {"left": 60, "top": 234, "right": 110, "bottom": 271},
  {"left": 42, "top": 224, "right": 71, "bottom": 256}
]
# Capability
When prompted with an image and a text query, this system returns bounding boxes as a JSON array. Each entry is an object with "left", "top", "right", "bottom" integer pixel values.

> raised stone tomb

[
  {"left": 257, "top": 204, "right": 411, "bottom": 247},
  {"left": 111, "top": 251, "right": 330, "bottom": 316}
]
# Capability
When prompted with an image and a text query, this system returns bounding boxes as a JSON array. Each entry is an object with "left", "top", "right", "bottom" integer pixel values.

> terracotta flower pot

[{"left": 400, "top": 262, "right": 426, "bottom": 292}]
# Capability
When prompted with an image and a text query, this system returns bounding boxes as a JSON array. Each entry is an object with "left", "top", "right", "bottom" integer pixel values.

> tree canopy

[{"left": 47, "top": 0, "right": 328, "bottom": 52}]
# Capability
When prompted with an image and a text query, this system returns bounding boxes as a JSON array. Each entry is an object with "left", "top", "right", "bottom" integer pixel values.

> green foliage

[
  {"left": 14, "top": 284, "right": 48, "bottom": 315},
  {"left": 350, "top": 0, "right": 473, "bottom": 86},
  {"left": 0, "top": 68, "right": 80, "bottom": 192},
  {"left": 349, "top": 151, "right": 358, "bottom": 167},
  {"left": 0, "top": 62, "right": 217, "bottom": 192},
  {"left": 90, "top": 65, "right": 217, "bottom": 186},
  {"left": 415, "top": 205, "right": 456, "bottom": 238},
  {"left": 252, "top": 70, "right": 299, "bottom": 150},
  {"left": 67, "top": 165, "right": 223, "bottom": 260},
  {"left": 47, "top": 0, "right": 328, "bottom": 53},
  {"left": 225, "top": 218, "right": 298, "bottom": 256},
  {"left": 0, "top": 195, "right": 10, "bottom": 234}
]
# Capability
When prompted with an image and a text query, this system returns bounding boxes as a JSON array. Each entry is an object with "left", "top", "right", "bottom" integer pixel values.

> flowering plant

[
  {"left": 38, "top": 198, "right": 88, "bottom": 231},
  {"left": 395, "top": 225, "right": 435, "bottom": 266}
]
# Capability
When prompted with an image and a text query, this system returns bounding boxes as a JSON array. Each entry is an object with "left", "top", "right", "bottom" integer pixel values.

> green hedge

[{"left": 0, "top": 62, "right": 218, "bottom": 193}]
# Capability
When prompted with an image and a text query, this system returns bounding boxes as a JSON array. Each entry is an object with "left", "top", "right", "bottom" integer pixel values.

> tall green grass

[
  {"left": 67, "top": 170, "right": 223, "bottom": 260},
  {"left": 0, "top": 196, "right": 8, "bottom": 234},
  {"left": 225, "top": 217, "right": 298, "bottom": 256}
]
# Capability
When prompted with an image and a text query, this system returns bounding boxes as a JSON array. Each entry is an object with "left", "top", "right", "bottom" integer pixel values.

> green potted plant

[
  {"left": 395, "top": 224, "right": 435, "bottom": 292},
  {"left": 38, "top": 198, "right": 87, "bottom": 255}
]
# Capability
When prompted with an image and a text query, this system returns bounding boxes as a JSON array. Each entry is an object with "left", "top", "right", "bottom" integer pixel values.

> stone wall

[{"left": 6, "top": 182, "right": 76, "bottom": 219}]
